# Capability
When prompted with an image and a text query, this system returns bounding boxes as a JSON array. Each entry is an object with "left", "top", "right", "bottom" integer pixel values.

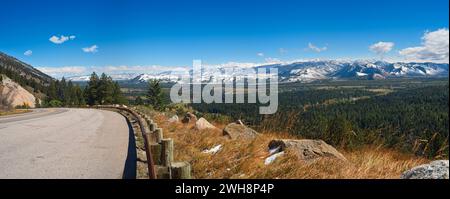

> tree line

[{"left": 44, "top": 72, "right": 127, "bottom": 107}]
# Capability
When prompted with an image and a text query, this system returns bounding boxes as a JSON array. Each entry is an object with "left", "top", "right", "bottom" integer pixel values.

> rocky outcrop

[
  {"left": 181, "top": 112, "right": 197, "bottom": 124},
  {"left": 223, "top": 123, "right": 259, "bottom": 140},
  {"left": 268, "top": 139, "right": 347, "bottom": 161},
  {"left": 0, "top": 76, "right": 36, "bottom": 109},
  {"left": 195, "top": 117, "right": 217, "bottom": 130},
  {"left": 401, "top": 160, "right": 449, "bottom": 179}
]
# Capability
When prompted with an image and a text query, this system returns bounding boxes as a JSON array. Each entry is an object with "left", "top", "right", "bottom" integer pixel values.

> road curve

[{"left": 0, "top": 108, "right": 131, "bottom": 179}]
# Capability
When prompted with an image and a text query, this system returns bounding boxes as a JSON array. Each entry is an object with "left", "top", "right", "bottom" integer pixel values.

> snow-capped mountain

[
  {"left": 131, "top": 71, "right": 186, "bottom": 83},
  {"left": 67, "top": 73, "right": 139, "bottom": 82},
  {"left": 258, "top": 60, "right": 448, "bottom": 82},
  {"left": 67, "top": 60, "right": 449, "bottom": 83}
]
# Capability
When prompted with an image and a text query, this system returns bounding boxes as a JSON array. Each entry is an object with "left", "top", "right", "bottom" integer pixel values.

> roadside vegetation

[
  {"left": 192, "top": 80, "right": 449, "bottom": 159},
  {"left": 137, "top": 105, "right": 428, "bottom": 179},
  {"left": 0, "top": 109, "right": 31, "bottom": 116},
  {"left": 130, "top": 79, "right": 439, "bottom": 179}
]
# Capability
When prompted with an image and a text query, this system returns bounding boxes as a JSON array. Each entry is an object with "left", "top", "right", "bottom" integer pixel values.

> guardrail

[{"left": 94, "top": 105, "right": 191, "bottom": 179}]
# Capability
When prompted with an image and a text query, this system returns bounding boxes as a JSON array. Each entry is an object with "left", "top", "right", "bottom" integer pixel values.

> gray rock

[
  {"left": 223, "top": 123, "right": 259, "bottom": 140},
  {"left": 401, "top": 160, "right": 449, "bottom": 179},
  {"left": 195, "top": 117, "right": 217, "bottom": 130},
  {"left": 181, "top": 112, "right": 197, "bottom": 124},
  {"left": 268, "top": 139, "right": 347, "bottom": 161}
]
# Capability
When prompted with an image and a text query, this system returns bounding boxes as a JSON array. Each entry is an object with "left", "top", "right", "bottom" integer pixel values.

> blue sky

[{"left": 0, "top": 0, "right": 448, "bottom": 77}]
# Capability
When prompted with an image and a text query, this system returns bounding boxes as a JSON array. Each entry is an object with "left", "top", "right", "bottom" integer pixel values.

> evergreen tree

[
  {"left": 77, "top": 86, "right": 86, "bottom": 106},
  {"left": 325, "top": 117, "right": 354, "bottom": 148},
  {"left": 35, "top": 98, "right": 41, "bottom": 108},
  {"left": 64, "top": 80, "right": 74, "bottom": 106},
  {"left": 112, "top": 81, "right": 126, "bottom": 105},
  {"left": 83, "top": 72, "right": 126, "bottom": 106},
  {"left": 85, "top": 72, "right": 99, "bottom": 105},
  {"left": 98, "top": 73, "right": 114, "bottom": 104},
  {"left": 147, "top": 79, "right": 164, "bottom": 110},
  {"left": 135, "top": 96, "right": 144, "bottom": 105},
  {"left": 48, "top": 81, "right": 57, "bottom": 101}
]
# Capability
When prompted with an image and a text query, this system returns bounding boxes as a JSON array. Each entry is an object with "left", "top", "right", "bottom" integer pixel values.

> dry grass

[
  {"left": 0, "top": 109, "right": 31, "bottom": 116},
  {"left": 151, "top": 112, "right": 429, "bottom": 179}
]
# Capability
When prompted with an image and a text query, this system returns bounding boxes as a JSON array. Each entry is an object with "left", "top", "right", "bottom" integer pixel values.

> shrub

[{"left": 48, "top": 100, "right": 63, "bottom": 107}]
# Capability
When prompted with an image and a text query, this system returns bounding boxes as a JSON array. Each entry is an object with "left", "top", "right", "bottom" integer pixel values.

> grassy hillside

[{"left": 138, "top": 106, "right": 428, "bottom": 179}]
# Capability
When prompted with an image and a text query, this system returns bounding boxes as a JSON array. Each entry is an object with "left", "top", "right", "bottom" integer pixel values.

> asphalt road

[{"left": 0, "top": 108, "right": 132, "bottom": 179}]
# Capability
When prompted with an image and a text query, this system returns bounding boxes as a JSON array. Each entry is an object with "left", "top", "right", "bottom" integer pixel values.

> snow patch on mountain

[{"left": 66, "top": 60, "right": 448, "bottom": 83}]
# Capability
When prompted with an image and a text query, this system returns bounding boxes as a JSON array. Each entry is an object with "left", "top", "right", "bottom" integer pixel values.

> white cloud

[
  {"left": 49, "top": 35, "right": 76, "bottom": 44},
  {"left": 36, "top": 66, "right": 87, "bottom": 77},
  {"left": 82, "top": 45, "right": 99, "bottom": 53},
  {"left": 308, "top": 43, "right": 327, "bottom": 53},
  {"left": 399, "top": 28, "right": 449, "bottom": 63},
  {"left": 370, "top": 41, "right": 395, "bottom": 55},
  {"left": 24, "top": 50, "right": 33, "bottom": 56},
  {"left": 257, "top": 52, "right": 264, "bottom": 57}
]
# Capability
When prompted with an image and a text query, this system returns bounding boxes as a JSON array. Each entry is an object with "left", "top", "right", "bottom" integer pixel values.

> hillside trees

[
  {"left": 0, "top": 60, "right": 48, "bottom": 94},
  {"left": 84, "top": 72, "right": 126, "bottom": 106},
  {"left": 43, "top": 72, "right": 125, "bottom": 107},
  {"left": 44, "top": 77, "right": 85, "bottom": 107}
]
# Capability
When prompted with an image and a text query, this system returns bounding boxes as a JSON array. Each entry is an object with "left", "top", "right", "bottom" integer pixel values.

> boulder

[
  {"left": 401, "top": 160, "right": 449, "bottom": 179},
  {"left": 223, "top": 123, "right": 259, "bottom": 140},
  {"left": 0, "top": 76, "right": 37, "bottom": 108},
  {"left": 195, "top": 117, "right": 217, "bottom": 130},
  {"left": 181, "top": 112, "right": 197, "bottom": 123},
  {"left": 268, "top": 139, "right": 347, "bottom": 161},
  {"left": 168, "top": 115, "right": 179, "bottom": 123}
]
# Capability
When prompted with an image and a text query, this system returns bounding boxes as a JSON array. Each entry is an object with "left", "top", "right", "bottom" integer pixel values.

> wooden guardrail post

[
  {"left": 156, "top": 165, "right": 171, "bottom": 179},
  {"left": 145, "top": 118, "right": 153, "bottom": 128},
  {"left": 161, "top": 139, "right": 174, "bottom": 167},
  {"left": 171, "top": 162, "right": 192, "bottom": 179},
  {"left": 155, "top": 128, "right": 163, "bottom": 143},
  {"left": 142, "top": 123, "right": 157, "bottom": 179},
  {"left": 149, "top": 122, "right": 157, "bottom": 132},
  {"left": 149, "top": 143, "right": 162, "bottom": 165}
]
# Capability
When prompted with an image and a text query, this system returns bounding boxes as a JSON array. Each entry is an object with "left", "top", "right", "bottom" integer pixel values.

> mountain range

[
  {"left": 70, "top": 60, "right": 448, "bottom": 83},
  {"left": 1, "top": 51, "right": 448, "bottom": 84}
]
